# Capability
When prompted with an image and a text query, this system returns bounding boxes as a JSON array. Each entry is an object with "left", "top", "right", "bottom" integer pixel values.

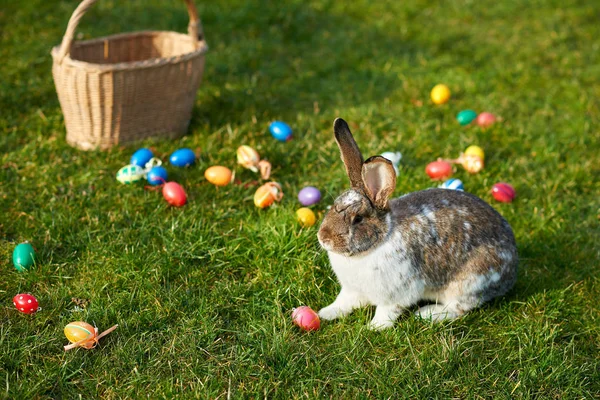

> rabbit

[{"left": 317, "top": 118, "right": 518, "bottom": 329}]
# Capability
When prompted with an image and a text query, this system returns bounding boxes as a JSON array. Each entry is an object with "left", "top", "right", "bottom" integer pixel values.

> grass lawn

[{"left": 1, "top": 0, "right": 599, "bottom": 398}]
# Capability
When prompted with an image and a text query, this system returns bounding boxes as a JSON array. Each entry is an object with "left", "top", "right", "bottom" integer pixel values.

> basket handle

[{"left": 56, "top": 0, "right": 204, "bottom": 64}]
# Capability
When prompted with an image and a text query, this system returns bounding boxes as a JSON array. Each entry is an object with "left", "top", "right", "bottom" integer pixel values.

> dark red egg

[
  {"left": 13, "top": 293, "right": 39, "bottom": 314},
  {"left": 492, "top": 182, "right": 516, "bottom": 203},
  {"left": 162, "top": 182, "right": 187, "bottom": 207},
  {"left": 425, "top": 160, "right": 453, "bottom": 180}
]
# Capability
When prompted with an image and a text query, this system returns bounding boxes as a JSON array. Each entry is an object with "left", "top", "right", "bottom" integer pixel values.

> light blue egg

[
  {"left": 169, "top": 148, "right": 196, "bottom": 167},
  {"left": 147, "top": 166, "right": 168, "bottom": 186},
  {"left": 440, "top": 178, "right": 464, "bottom": 191},
  {"left": 131, "top": 148, "right": 154, "bottom": 167},
  {"left": 269, "top": 121, "right": 293, "bottom": 142}
]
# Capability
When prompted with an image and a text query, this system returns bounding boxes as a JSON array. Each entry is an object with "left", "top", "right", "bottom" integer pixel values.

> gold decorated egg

[
  {"left": 64, "top": 321, "right": 97, "bottom": 349},
  {"left": 236, "top": 145, "right": 260, "bottom": 172},
  {"left": 254, "top": 182, "right": 283, "bottom": 208},
  {"left": 205, "top": 166, "right": 233, "bottom": 186},
  {"left": 464, "top": 145, "right": 485, "bottom": 161},
  {"left": 296, "top": 208, "right": 316, "bottom": 227}
]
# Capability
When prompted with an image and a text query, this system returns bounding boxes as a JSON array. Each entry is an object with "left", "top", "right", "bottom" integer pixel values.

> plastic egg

[
  {"left": 457, "top": 110, "right": 478, "bottom": 126},
  {"left": 130, "top": 148, "right": 154, "bottom": 168},
  {"left": 13, "top": 293, "right": 39, "bottom": 314},
  {"left": 425, "top": 160, "right": 453, "bottom": 180},
  {"left": 269, "top": 121, "right": 293, "bottom": 142},
  {"left": 461, "top": 154, "right": 484, "bottom": 174},
  {"left": 146, "top": 166, "right": 168, "bottom": 186},
  {"left": 162, "top": 182, "right": 187, "bottom": 207},
  {"left": 298, "top": 186, "right": 321, "bottom": 206},
  {"left": 237, "top": 145, "right": 260, "bottom": 172},
  {"left": 13, "top": 243, "right": 35, "bottom": 271},
  {"left": 64, "top": 321, "right": 97, "bottom": 349},
  {"left": 296, "top": 208, "right": 317, "bottom": 227},
  {"left": 492, "top": 183, "right": 516, "bottom": 203},
  {"left": 476, "top": 112, "right": 497, "bottom": 128},
  {"left": 116, "top": 164, "right": 145, "bottom": 184},
  {"left": 169, "top": 148, "right": 196, "bottom": 167},
  {"left": 439, "top": 178, "right": 464, "bottom": 191},
  {"left": 292, "top": 306, "right": 321, "bottom": 331},
  {"left": 205, "top": 166, "right": 233, "bottom": 186},
  {"left": 254, "top": 182, "right": 283, "bottom": 208},
  {"left": 430, "top": 84, "right": 451, "bottom": 105},
  {"left": 464, "top": 145, "right": 485, "bottom": 161}
]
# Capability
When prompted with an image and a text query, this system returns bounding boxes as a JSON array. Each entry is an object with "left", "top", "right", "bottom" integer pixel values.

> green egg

[
  {"left": 457, "top": 110, "right": 478, "bottom": 126},
  {"left": 13, "top": 243, "right": 36, "bottom": 271}
]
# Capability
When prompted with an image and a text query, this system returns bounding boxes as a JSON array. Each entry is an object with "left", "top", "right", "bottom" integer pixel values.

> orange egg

[
  {"left": 254, "top": 182, "right": 283, "bottom": 208},
  {"left": 205, "top": 166, "right": 233, "bottom": 186},
  {"left": 64, "top": 321, "right": 97, "bottom": 349}
]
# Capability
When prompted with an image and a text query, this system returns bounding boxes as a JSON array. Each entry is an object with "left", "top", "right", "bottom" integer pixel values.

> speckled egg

[{"left": 13, "top": 293, "right": 39, "bottom": 314}]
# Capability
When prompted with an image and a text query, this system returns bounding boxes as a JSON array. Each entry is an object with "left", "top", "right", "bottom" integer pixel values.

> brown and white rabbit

[{"left": 317, "top": 118, "right": 518, "bottom": 329}]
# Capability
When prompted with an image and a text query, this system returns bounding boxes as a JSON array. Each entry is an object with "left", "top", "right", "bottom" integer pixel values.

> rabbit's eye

[{"left": 352, "top": 215, "right": 363, "bottom": 225}]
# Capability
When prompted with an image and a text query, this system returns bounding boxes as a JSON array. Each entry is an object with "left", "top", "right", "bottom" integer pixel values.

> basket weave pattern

[{"left": 51, "top": 0, "right": 208, "bottom": 150}]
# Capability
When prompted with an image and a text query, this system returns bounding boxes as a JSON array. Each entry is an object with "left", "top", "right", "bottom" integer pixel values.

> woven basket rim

[{"left": 51, "top": 30, "right": 208, "bottom": 73}]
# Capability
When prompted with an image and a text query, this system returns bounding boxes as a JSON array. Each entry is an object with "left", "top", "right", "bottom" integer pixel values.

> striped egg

[
  {"left": 439, "top": 178, "right": 464, "bottom": 191},
  {"left": 116, "top": 165, "right": 145, "bottom": 184},
  {"left": 64, "top": 321, "right": 97, "bottom": 349}
]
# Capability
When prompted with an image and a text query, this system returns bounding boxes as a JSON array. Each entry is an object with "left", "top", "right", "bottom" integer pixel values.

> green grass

[{"left": 1, "top": 0, "right": 599, "bottom": 398}]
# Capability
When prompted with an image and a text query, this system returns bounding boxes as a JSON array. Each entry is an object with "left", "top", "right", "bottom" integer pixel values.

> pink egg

[
  {"left": 492, "top": 182, "right": 516, "bottom": 203},
  {"left": 162, "top": 182, "right": 187, "bottom": 207},
  {"left": 291, "top": 306, "right": 321, "bottom": 331},
  {"left": 476, "top": 112, "right": 497, "bottom": 128},
  {"left": 425, "top": 160, "right": 453, "bottom": 180}
]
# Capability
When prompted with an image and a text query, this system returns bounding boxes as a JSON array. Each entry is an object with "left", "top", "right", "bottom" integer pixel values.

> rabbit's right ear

[{"left": 333, "top": 118, "right": 364, "bottom": 189}]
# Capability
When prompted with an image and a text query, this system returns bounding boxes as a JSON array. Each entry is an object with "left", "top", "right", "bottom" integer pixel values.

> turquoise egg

[
  {"left": 13, "top": 243, "right": 35, "bottom": 271},
  {"left": 457, "top": 110, "right": 478, "bottom": 126}
]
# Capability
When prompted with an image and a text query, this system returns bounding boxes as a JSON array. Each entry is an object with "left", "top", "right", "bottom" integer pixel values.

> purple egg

[{"left": 298, "top": 186, "right": 321, "bottom": 206}]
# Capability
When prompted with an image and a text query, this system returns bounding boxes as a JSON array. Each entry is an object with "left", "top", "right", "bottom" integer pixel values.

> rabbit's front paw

[{"left": 318, "top": 305, "right": 347, "bottom": 321}]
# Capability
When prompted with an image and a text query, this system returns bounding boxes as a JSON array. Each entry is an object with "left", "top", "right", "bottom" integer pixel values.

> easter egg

[
  {"left": 169, "top": 148, "right": 196, "bottom": 167},
  {"left": 13, "top": 243, "right": 35, "bottom": 271},
  {"left": 162, "top": 182, "right": 187, "bottom": 207},
  {"left": 13, "top": 293, "right": 39, "bottom": 314},
  {"left": 130, "top": 148, "right": 154, "bottom": 168},
  {"left": 269, "top": 121, "right": 293, "bottom": 142},
  {"left": 457, "top": 110, "right": 478, "bottom": 126},
  {"left": 292, "top": 306, "right": 321, "bottom": 331},
  {"left": 461, "top": 154, "right": 484, "bottom": 174},
  {"left": 464, "top": 145, "right": 485, "bottom": 161},
  {"left": 204, "top": 166, "right": 232, "bottom": 186},
  {"left": 492, "top": 183, "right": 516, "bottom": 203},
  {"left": 298, "top": 186, "right": 321, "bottom": 206},
  {"left": 476, "top": 112, "right": 497, "bottom": 128},
  {"left": 254, "top": 182, "right": 283, "bottom": 208},
  {"left": 296, "top": 208, "right": 317, "bottom": 227},
  {"left": 425, "top": 160, "right": 453, "bottom": 180},
  {"left": 258, "top": 160, "right": 272, "bottom": 180},
  {"left": 146, "top": 166, "right": 168, "bottom": 186},
  {"left": 237, "top": 145, "right": 260, "bottom": 172},
  {"left": 64, "top": 321, "right": 97, "bottom": 349},
  {"left": 430, "top": 84, "right": 451, "bottom": 105},
  {"left": 439, "top": 178, "right": 464, "bottom": 191},
  {"left": 116, "top": 164, "right": 145, "bottom": 184}
]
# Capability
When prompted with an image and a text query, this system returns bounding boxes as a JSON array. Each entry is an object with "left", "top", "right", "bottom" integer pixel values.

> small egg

[
  {"left": 296, "top": 208, "right": 317, "bottom": 227},
  {"left": 146, "top": 166, "right": 168, "bottom": 186},
  {"left": 439, "top": 178, "right": 464, "bottom": 191},
  {"left": 64, "top": 321, "right": 97, "bottom": 349},
  {"left": 292, "top": 306, "right": 321, "bottom": 331},
  {"left": 162, "top": 182, "right": 187, "bottom": 207},
  {"left": 205, "top": 166, "right": 233, "bottom": 186},
  {"left": 464, "top": 145, "right": 485, "bottom": 161},
  {"left": 169, "top": 148, "right": 196, "bottom": 167},
  {"left": 13, "top": 243, "right": 35, "bottom": 272},
  {"left": 492, "top": 183, "right": 516, "bottom": 203},
  {"left": 476, "top": 112, "right": 497, "bottom": 128},
  {"left": 13, "top": 293, "right": 39, "bottom": 314},
  {"left": 461, "top": 154, "right": 484, "bottom": 174},
  {"left": 425, "top": 160, "right": 453, "bottom": 180},
  {"left": 269, "top": 121, "right": 293, "bottom": 142},
  {"left": 254, "top": 182, "right": 283, "bottom": 208},
  {"left": 116, "top": 164, "right": 145, "bottom": 184},
  {"left": 298, "top": 186, "right": 321, "bottom": 206},
  {"left": 130, "top": 148, "right": 154, "bottom": 168},
  {"left": 258, "top": 160, "right": 272, "bottom": 180},
  {"left": 457, "top": 110, "right": 478, "bottom": 126},
  {"left": 237, "top": 145, "right": 260, "bottom": 172},
  {"left": 430, "top": 84, "right": 451, "bottom": 105}
]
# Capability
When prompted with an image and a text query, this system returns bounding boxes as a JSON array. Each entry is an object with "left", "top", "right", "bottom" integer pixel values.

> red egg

[
  {"left": 425, "top": 160, "right": 453, "bottom": 180},
  {"left": 162, "top": 182, "right": 187, "bottom": 207},
  {"left": 292, "top": 306, "right": 321, "bottom": 331},
  {"left": 13, "top": 293, "right": 39, "bottom": 314},
  {"left": 492, "top": 182, "right": 516, "bottom": 203},
  {"left": 476, "top": 112, "right": 497, "bottom": 128}
]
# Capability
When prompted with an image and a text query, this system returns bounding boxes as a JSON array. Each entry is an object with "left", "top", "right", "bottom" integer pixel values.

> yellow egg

[
  {"left": 64, "top": 321, "right": 97, "bottom": 349},
  {"left": 296, "top": 208, "right": 316, "bottom": 227},
  {"left": 430, "top": 84, "right": 451, "bottom": 105},
  {"left": 461, "top": 154, "right": 484, "bottom": 174},
  {"left": 205, "top": 166, "right": 233, "bottom": 186},
  {"left": 254, "top": 182, "right": 283, "bottom": 208},
  {"left": 464, "top": 145, "right": 485, "bottom": 161}
]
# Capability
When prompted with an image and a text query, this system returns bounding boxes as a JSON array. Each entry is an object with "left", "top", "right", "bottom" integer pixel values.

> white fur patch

[{"left": 340, "top": 190, "right": 362, "bottom": 206}]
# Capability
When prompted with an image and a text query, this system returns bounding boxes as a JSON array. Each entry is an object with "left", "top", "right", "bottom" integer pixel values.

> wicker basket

[{"left": 51, "top": 0, "right": 209, "bottom": 150}]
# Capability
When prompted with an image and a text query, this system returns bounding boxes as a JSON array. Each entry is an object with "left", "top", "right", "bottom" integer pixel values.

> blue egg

[
  {"left": 147, "top": 166, "right": 168, "bottom": 186},
  {"left": 169, "top": 148, "right": 196, "bottom": 167},
  {"left": 131, "top": 148, "right": 154, "bottom": 167},
  {"left": 269, "top": 121, "right": 293, "bottom": 142},
  {"left": 439, "top": 178, "right": 464, "bottom": 191}
]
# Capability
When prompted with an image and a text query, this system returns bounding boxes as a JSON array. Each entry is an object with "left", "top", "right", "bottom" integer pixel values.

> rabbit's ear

[
  {"left": 362, "top": 156, "right": 396, "bottom": 210},
  {"left": 333, "top": 118, "right": 364, "bottom": 189}
]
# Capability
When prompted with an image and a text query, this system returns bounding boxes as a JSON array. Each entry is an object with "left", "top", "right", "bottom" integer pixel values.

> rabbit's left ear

[{"left": 362, "top": 156, "right": 396, "bottom": 210}]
